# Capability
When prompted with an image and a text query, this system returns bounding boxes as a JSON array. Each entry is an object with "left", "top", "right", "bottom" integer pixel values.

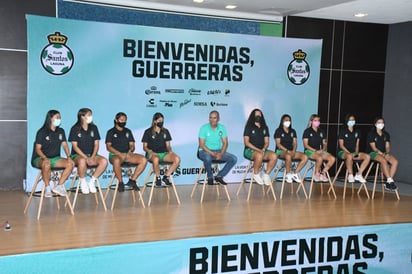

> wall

[
  {"left": 285, "top": 16, "right": 389, "bottom": 176},
  {"left": 0, "top": 0, "right": 56, "bottom": 190},
  {"left": 383, "top": 21, "right": 412, "bottom": 183}
]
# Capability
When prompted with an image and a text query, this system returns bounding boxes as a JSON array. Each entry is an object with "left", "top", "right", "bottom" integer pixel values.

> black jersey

[
  {"left": 69, "top": 124, "right": 101, "bottom": 155},
  {"left": 243, "top": 124, "right": 269, "bottom": 150},
  {"left": 31, "top": 127, "right": 67, "bottom": 163},
  {"left": 274, "top": 127, "right": 297, "bottom": 151},
  {"left": 338, "top": 127, "right": 361, "bottom": 153},
  {"left": 105, "top": 127, "right": 135, "bottom": 153},
  {"left": 302, "top": 127, "right": 326, "bottom": 150},
  {"left": 366, "top": 130, "right": 390, "bottom": 153},
  {"left": 141, "top": 128, "right": 172, "bottom": 153}
]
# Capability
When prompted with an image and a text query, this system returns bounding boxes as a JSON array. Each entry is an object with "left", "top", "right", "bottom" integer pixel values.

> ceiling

[{"left": 77, "top": 0, "right": 412, "bottom": 24}]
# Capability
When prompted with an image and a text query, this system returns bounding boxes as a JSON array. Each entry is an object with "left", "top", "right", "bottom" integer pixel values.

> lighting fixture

[
  {"left": 354, "top": 13, "right": 368, "bottom": 18},
  {"left": 225, "top": 5, "right": 237, "bottom": 10}
]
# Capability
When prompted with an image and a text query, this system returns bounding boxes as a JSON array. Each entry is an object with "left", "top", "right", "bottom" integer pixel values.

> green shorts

[
  {"left": 305, "top": 149, "right": 329, "bottom": 158},
  {"left": 337, "top": 150, "right": 351, "bottom": 159},
  {"left": 369, "top": 151, "right": 387, "bottom": 160},
  {"left": 71, "top": 154, "right": 101, "bottom": 160},
  {"left": 32, "top": 156, "right": 63, "bottom": 168},
  {"left": 146, "top": 151, "right": 168, "bottom": 162},
  {"left": 243, "top": 148, "right": 271, "bottom": 160},
  {"left": 109, "top": 152, "right": 127, "bottom": 163},
  {"left": 275, "top": 149, "right": 288, "bottom": 156},
  {"left": 304, "top": 150, "right": 315, "bottom": 158}
]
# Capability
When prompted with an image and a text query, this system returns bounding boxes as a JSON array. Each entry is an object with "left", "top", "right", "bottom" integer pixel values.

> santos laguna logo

[
  {"left": 40, "top": 32, "right": 74, "bottom": 75},
  {"left": 287, "top": 49, "right": 310, "bottom": 85}
]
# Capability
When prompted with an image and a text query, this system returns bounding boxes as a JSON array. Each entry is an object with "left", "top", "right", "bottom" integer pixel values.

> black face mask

[
  {"left": 117, "top": 122, "right": 126, "bottom": 128},
  {"left": 254, "top": 116, "right": 262, "bottom": 123},
  {"left": 156, "top": 122, "right": 164, "bottom": 128}
]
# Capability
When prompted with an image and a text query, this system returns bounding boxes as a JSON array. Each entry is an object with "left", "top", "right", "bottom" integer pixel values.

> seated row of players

[{"left": 31, "top": 108, "right": 399, "bottom": 198}]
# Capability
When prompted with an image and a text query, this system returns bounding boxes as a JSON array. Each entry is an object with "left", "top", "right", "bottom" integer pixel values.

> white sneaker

[
  {"left": 88, "top": 180, "right": 97, "bottom": 193},
  {"left": 354, "top": 174, "right": 366, "bottom": 183},
  {"left": 291, "top": 173, "right": 302, "bottom": 183},
  {"left": 320, "top": 173, "right": 329, "bottom": 182},
  {"left": 285, "top": 173, "right": 293, "bottom": 183},
  {"left": 80, "top": 180, "right": 90, "bottom": 194},
  {"left": 52, "top": 184, "right": 67, "bottom": 197},
  {"left": 348, "top": 174, "right": 355, "bottom": 183},
  {"left": 45, "top": 188, "right": 52, "bottom": 198},
  {"left": 313, "top": 173, "right": 321, "bottom": 182},
  {"left": 263, "top": 174, "right": 271, "bottom": 186},
  {"left": 387, "top": 177, "right": 394, "bottom": 183},
  {"left": 253, "top": 174, "right": 264, "bottom": 185}
]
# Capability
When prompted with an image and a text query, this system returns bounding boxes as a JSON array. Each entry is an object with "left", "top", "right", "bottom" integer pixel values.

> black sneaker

[
  {"left": 155, "top": 176, "right": 162, "bottom": 187},
  {"left": 162, "top": 176, "right": 172, "bottom": 186},
  {"left": 389, "top": 182, "right": 398, "bottom": 190},
  {"left": 118, "top": 182, "right": 125, "bottom": 192},
  {"left": 385, "top": 183, "right": 392, "bottom": 191},
  {"left": 214, "top": 176, "right": 227, "bottom": 185},
  {"left": 207, "top": 177, "right": 214, "bottom": 185},
  {"left": 126, "top": 179, "right": 140, "bottom": 191}
]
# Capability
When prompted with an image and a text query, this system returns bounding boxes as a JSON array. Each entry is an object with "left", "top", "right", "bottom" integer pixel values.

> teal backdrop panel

[{"left": 26, "top": 15, "right": 322, "bottom": 189}]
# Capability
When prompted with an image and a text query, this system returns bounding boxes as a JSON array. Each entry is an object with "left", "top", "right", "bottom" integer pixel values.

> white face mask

[
  {"left": 376, "top": 123, "right": 384, "bottom": 130},
  {"left": 347, "top": 120, "right": 356, "bottom": 127},
  {"left": 283, "top": 121, "right": 291, "bottom": 128},
  {"left": 86, "top": 115, "right": 93, "bottom": 124},
  {"left": 53, "top": 119, "right": 61, "bottom": 127}
]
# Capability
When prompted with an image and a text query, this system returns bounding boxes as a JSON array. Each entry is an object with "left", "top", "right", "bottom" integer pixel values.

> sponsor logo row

[
  {"left": 145, "top": 86, "right": 231, "bottom": 96},
  {"left": 146, "top": 98, "right": 229, "bottom": 108}
]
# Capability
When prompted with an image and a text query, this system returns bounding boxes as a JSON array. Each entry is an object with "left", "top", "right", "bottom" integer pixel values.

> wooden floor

[{"left": 1, "top": 182, "right": 412, "bottom": 256}]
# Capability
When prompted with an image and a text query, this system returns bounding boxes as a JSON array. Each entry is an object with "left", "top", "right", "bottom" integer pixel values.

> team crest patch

[
  {"left": 287, "top": 49, "right": 310, "bottom": 85},
  {"left": 41, "top": 32, "right": 74, "bottom": 75}
]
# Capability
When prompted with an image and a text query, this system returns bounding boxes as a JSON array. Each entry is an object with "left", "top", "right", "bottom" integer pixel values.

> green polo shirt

[{"left": 198, "top": 123, "right": 227, "bottom": 150}]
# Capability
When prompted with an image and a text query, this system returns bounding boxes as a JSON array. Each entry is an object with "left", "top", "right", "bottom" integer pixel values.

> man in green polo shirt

[{"left": 198, "top": 110, "right": 237, "bottom": 185}]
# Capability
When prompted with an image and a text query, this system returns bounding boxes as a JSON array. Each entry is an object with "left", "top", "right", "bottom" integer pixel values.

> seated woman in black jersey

[
  {"left": 302, "top": 114, "right": 335, "bottom": 182},
  {"left": 243, "top": 108, "right": 277, "bottom": 186},
  {"left": 105, "top": 112, "right": 147, "bottom": 192},
  {"left": 337, "top": 114, "right": 370, "bottom": 183},
  {"left": 274, "top": 114, "right": 308, "bottom": 183},
  {"left": 69, "top": 108, "right": 108, "bottom": 194},
  {"left": 31, "top": 110, "right": 74, "bottom": 197},
  {"left": 142, "top": 112, "right": 181, "bottom": 186},
  {"left": 366, "top": 117, "right": 398, "bottom": 190}
]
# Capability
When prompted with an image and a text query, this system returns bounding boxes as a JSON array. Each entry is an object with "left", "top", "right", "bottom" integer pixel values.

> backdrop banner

[{"left": 26, "top": 15, "right": 322, "bottom": 189}]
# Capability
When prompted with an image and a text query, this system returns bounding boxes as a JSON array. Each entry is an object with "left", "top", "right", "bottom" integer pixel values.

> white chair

[
  {"left": 24, "top": 167, "right": 74, "bottom": 220},
  {"left": 330, "top": 160, "right": 369, "bottom": 199},
  {"left": 142, "top": 161, "right": 181, "bottom": 206},
  {"left": 365, "top": 160, "right": 400, "bottom": 200},
  {"left": 104, "top": 163, "right": 146, "bottom": 210},
  {"left": 236, "top": 159, "right": 276, "bottom": 201},
  {"left": 67, "top": 165, "right": 107, "bottom": 211},
  {"left": 275, "top": 159, "right": 308, "bottom": 199},
  {"left": 191, "top": 158, "right": 230, "bottom": 203},
  {"left": 297, "top": 159, "right": 336, "bottom": 199}
]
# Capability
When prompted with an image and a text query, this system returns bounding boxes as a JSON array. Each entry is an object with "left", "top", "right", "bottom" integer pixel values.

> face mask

[
  {"left": 254, "top": 116, "right": 262, "bottom": 123},
  {"left": 312, "top": 121, "right": 320, "bottom": 128},
  {"left": 376, "top": 123, "right": 384, "bottom": 130},
  {"left": 86, "top": 116, "right": 93, "bottom": 124},
  {"left": 117, "top": 121, "right": 126, "bottom": 128},
  {"left": 156, "top": 122, "right": 164, "bottom": 128},
  {"left": 347, "top": 120, "right": 355, "bottom": 127},
  {"left": 53, "top": 119, "right": 61, "bottom": 127},
  {"left": 283, "top": 121, "right": 291, "bottom": 128}
]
